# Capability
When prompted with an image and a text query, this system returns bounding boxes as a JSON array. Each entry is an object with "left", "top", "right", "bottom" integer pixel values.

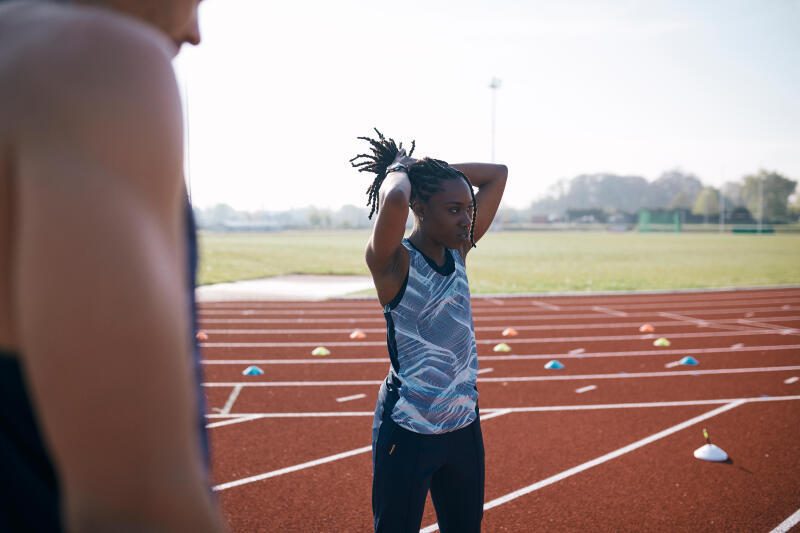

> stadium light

[{"left": 489, "top": 77, "right": 502, "bottom": 163}]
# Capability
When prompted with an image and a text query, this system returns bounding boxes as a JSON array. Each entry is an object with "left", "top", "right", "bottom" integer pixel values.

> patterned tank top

[{"left": 383, "top": 239, "right": 479, "bottom": 434}]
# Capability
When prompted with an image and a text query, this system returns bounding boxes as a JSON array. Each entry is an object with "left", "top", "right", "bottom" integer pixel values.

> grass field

[{"left": 198, "top": 230, "right": 800, "bottom": 293}]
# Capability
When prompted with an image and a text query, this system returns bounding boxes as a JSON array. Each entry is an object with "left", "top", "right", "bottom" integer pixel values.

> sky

[{"left": 173, "top": 0, "right": 800, "bottom": 211}]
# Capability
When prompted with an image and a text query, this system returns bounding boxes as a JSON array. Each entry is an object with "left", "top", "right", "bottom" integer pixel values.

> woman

[{"left": 350, "top": 129, "right": 508, "bottom": 532}]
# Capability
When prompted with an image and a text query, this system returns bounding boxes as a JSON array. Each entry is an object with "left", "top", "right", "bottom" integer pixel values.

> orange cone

[
  {"left": 639, "top": 324, "right": 655, "bottom": 333},
  {"left": 196, "top": 331, "right": 208, "bottom": 341},
  {"left": 502, "top": 327, "right": 518, "bottom": 337},
  {"left": 350, "top": 329, "right": 367, "bottom": 340}
]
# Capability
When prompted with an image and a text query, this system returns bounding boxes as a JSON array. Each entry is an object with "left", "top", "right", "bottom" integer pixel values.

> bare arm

[
  {"left": 15, "top": 20, "right": 223, "bottom": 532},
  {"left": 451, "top": 163, "right": 508, "bottom": 248}
]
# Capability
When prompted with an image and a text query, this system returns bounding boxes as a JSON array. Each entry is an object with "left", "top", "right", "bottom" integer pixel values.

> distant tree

[
  {"left": 691, "top": 187, "right": 720, "bottom": 222},
  {"left": 742, "top": 170, "right": 797, "bottom": 222},
  {"left": 648, "top": 169, "right": 703, "bottom": 209}
]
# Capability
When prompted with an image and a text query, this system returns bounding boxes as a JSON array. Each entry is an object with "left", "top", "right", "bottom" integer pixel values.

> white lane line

[
  {"left": 202, "top": 366, "right": 800, "bottom": 387},
  {"left": 592, "top": 306, "right": 628, "bottom": 317},
  {"left": 201, "top": 344, "right": 800, "bottom": 365},
  {"left": 477, "top": 367, "right": 494, "bottom": 375},
  {"left": 575, "top": 385, "right": 597, "bottom": 394},
  {"left": 212, "top": 410, "right": 512, "bottom": 492},
  {"left": 784, "top": 377, "right": 799, "bottom": 384},
  {"left": 532, "top": 301, "right": 561, "bottom": 310},
  {"left": 206, "top": 415, "right": 264, "bottom": 429},
  {"left": 204, "top": 396, "right": 800, "bottom": 422},
  {"left": 479, "top": 409, "right": 512, "bottom": 421},
  {"left": 199, "top": 316, "right": 800, "bottom": 335},
  {"left": 420, "top": 400, "right": 747, "bottom": 533},
  {"left": 770, "top": 507, "right": 800, "bottom": 533},
  {"left": 213, "top": 445, "right": 373, "bottom": 491},
  {"left": 219, "top": 384, "right": 243, "bottom": 415},
  {"left": 198, "top": 305, "right": 796, "bottom": 324},
  {"left": 336, "top": 393, "right": 366, "bottom": 403},
  {"left": 200, "top": 329, "right": 784, "bottom": 348},
  {"left": 664, "top": 360, "right": 682, "bottom": 368},
  {"left": 569, "top": 348, "right": 585, "bottom": 355},
  {"left": 487, "top": 298, "right": 505, "bottom": 306},
  {"left": 659, "top": 311, "right": 760, "bottom": 333},
  {"left": 739, "top": 319, "right": 800, "bottom": 336}
]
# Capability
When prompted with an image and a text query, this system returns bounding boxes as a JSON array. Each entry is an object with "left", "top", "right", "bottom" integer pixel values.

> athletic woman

[{"left": 350, "top": 130, "right": 508, "bottom": 533}]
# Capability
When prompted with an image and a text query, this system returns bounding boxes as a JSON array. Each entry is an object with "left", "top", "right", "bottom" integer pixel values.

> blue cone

[
  {"left": 242, "top": 365, "right": 264, "bottom": 376},
  {"left": 679, "top": 356, "right": 698, "bottom": 366},
  {"left": 544, "top": 360, "right": 565, "bottom": 370}
]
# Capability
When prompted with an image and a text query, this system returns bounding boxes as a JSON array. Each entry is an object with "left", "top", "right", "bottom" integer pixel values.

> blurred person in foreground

[{"left": 0, "top": 0, "right": 225, "bottom": 530}]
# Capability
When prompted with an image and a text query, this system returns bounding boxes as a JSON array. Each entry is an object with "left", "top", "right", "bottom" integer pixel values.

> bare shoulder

[
  {"left": 7, "top": 2, "right": 185, "bottom": 207},
  {"left": 5, "top": 1, "right": 179, "bottom": 129}
]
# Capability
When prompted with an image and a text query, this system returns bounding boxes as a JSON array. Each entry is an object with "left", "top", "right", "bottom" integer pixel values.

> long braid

[{"left": 350, "top": 129, "right": 477, "bottom": 247}]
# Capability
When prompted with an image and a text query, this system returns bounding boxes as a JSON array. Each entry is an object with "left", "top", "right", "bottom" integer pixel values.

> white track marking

[
  {"left": 200, "top": 328, "right": 787, "bottom": 348},
  {"left": 213, "top": 445, "right": 374, "bottom": 491},
  {"left": 212, "top": 410, "right": 511, "bottom": 492},
  {"left": 479, "top": 409, "right": 512, "bottom": 421},
  {"left": 219, "top": 384, "right": 243, "bottom": 415},
  {"left": 592, "top": 306, "right": 628, "bottom": 317},
  {"left": 487, "top": 298, "right": 505, "bottom": 305},
  {"left": 784, "top": 377, "right": 799, "bottom": 384},
  {"left": 201, "top": 343, "right": 800, "bottom": 365},
  {"left": 658, "top": 311, "right": 760, "bottom": 333},
  {"left": 532, "top": 301, "right": 561, "bottom": 310},
  {"left": 198, "top": 316, "right": 800, "bottom": 335},
  {"left": 769, "top": 507, "right": 800, "bottom": 533},
  {"left": 421, "top": 400, "right": 748, "bottom": 533},
  {"left": 202, "top": 365, "right": 800, "bottom": 388},
  {"left": 739, "top": 319, "right": 800, "bottom": 336},
  {"left": 206, "top": 415, "right": 264, "bottom": 429},
  {"left": 203, "top": 396, "right": 800, "bottom": 422},
  {"left": 575, "top": 385, "right": 597, "bottom": 394},
  {"left": 569, "top": 348, "right": 585, "bottom": 355},
  {"left": 336, "top": 393, "right": 366, "bottom": 403},
  {"left": 477, "top": 367, "right": 494, "bottom": 375},
  {"left": 198, "top": 305, "right": 796, "bottom": 324},
  {"left": 664, "top": 360, "right": 682, "bottom": 368}
]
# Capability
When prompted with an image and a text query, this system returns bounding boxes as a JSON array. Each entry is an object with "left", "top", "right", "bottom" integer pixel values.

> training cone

[
  {"left": 679, "top": 356, "right": 699, "bottom": 366},
  {"left": 349, "top": 329, "right": 367, "bottom": 340},
  {"left": 502, "top": 327, "right": 518, "bottom": 337},
  {"left": 493, "top": 343, "right": 511, "bottom": 353},
  {"left": 196, "top": 331, "right": 208, "bottom": 341},
  {"left": 653, "top": 337, "right": 671, "bottom": 347},
  {"left": 693, "top": 428, "right": 728, "bottom": 462},
  {"left": 544, "top": 360, "right": 565, "bottom": 370},
  {"left": 639, "top": 324, "right": 655, "bottom": 333},
  {"left": 242, "top": 365, "right": 264, "bottom": 376},
  {"left": 311, "top": 346, "right": 331, "bottom": 356}
]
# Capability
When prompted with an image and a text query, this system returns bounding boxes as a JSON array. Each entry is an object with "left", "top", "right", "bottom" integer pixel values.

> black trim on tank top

[
  {"left": 404, "top": 238, "right": 455, "bottom": 276},
  {"left": 385, "top": 270, "right": 409, "bottom": 311}
]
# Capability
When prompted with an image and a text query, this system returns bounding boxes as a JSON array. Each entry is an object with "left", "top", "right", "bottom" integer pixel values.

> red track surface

[{"left": 199, "top": 288, "right": 800, "bottom": 532}]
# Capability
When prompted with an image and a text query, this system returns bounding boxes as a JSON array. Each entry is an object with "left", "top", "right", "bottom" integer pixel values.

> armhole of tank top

[{"left": 385, "top": 269, "right": 409, "bottom": 311}]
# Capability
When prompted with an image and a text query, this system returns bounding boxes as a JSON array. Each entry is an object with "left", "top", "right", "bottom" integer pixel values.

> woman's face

[{"left": 417, "top": 178, "right": 473, "bottom": 249}]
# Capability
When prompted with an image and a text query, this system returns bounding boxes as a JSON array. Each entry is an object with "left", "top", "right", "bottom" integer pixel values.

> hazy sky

[{"left": 173, "top": 0, "right": 800, "bottom": 211}]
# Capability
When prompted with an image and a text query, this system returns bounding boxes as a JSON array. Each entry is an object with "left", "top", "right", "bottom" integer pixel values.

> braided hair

[{"left": 349, "top": 128, "right": 477, "bottom": 248}]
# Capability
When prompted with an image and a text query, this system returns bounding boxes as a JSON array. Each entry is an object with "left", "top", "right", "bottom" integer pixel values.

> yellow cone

[
  {"left": 653, "top": 337, "right": 671, "bottom": 347},
  {"left": 493, "top": 343, "right": 512, "bottom": 353},
  {"left": 312, "top": 346, "right": 331, "bottom": 356}
]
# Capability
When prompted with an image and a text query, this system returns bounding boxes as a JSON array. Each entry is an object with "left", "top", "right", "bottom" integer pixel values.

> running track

[{"left": 198, "top": 287, "right": 800, "bottom": 532}]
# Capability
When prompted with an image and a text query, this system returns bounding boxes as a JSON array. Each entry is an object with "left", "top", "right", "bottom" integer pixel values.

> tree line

[{"left": 522, "top": 169, "right": 798, "bottom": 224}]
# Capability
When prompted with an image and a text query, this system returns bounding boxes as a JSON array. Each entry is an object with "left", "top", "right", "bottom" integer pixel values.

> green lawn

[{"left": 198, "top": 230, "right": 800, "bottom": 293}]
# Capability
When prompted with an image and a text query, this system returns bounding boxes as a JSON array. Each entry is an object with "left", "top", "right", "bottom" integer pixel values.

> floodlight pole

[
  {"left": 489, "top": 77, "right": 502, "bottom": 163},
  {"left": 757, "top": 173, "right": 763, "bottom": 233}
]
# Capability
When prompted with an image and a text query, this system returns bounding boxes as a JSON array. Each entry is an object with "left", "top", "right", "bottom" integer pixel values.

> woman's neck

[{"left": 408, "top": 230, "right": 447, "bottom": 267}]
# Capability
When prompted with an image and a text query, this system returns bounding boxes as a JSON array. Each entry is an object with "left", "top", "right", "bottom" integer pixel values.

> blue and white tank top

[{"left": 383, "top": 239, "right": 479, "bottom": 434}]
